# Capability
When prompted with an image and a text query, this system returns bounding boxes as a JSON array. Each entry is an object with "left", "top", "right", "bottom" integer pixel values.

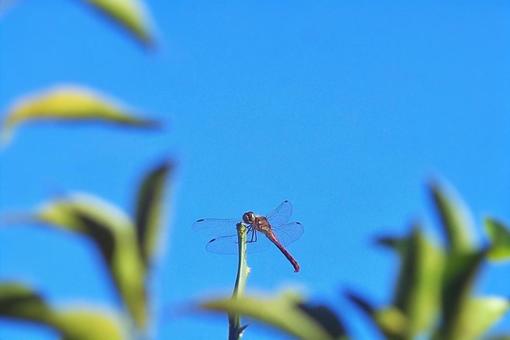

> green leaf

[
  {"left": 391, "top": 225, "right": 443, "bottom": 337},
  {"left": 435, "top": 250, "right": 486, "bottom": 340},
  {"left": 345, "top": 290, "right": 406, "bottom": 339},
  {"left": 0, "top": 282, "right": 125, "bottom": 340},
  {"left": 134, "top": 160, "right": 174, "bottom": 267},
  {"left": 485, "top": 218, "right": 510, "bottom": 261},
  {"left": 82, "top": 0, "right": 156, "bottom": 47},
  {"left": 54, "top": 308, "right": 125, "bottom": 340},
  {"left": 6, "top": 194, "right": 148, "bottom": 328},
  {"left": 429, "top": 180, "right": 475, "bottom": 254},
  {"left": 1, "top": 85, "right": 159, "bottom": 144},
  {"left": 296, "top": 303, "right": 347, "bottom": 339},
  {"left": 452, "top": 297, "right": 510, "bottom": 339},
  {"left": 375, "top": 236, "right": 407, "bottom": 253},
  {"left": 199, "top": 291, "right": 346, "bottom": 340},
  {"left": 0, "top": 282, "right": 54, "bottom": 324}
]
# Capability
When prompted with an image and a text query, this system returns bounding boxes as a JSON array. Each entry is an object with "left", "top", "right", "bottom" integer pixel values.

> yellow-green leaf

[
  {"left": 436, "top": 250, "right": 486, "bottom": 340},
  {"left": 392, "top": 225, "right": 443, "bottom": 337},
  {"left": 55, "top": 307, "right": 125, "bottom": 340},
  {"left": 345, "top": 290, "right": 406, "bottom": 339},
  {"left": 0, "top": 282, "right": 54, "bottom": 324},
  {"left": 199, "top": 291, "right": 345, "bottom": 340},
  {"left": 485, "top": 218, "right": 510, "bottom": 261},
  {"left": 6, "top": 194, "right": 148, "bottom": 328},
  {"left": 453, "top": 297, "right": 510, "bottom": 339},
  {"left": 429, "top": 180, "right": 475, "bottom": 255},
  {"left": 1, "top": 85, "right": 159, "bottom": 144},
  {"left": 0, "top": 282, "right": 125, "bottom": 340},
  {"left": 134, "top": 160, "right": 174, "bottom": 267},
  {"left": 83, "top": 0, "right": 155, "bottom": 47}
]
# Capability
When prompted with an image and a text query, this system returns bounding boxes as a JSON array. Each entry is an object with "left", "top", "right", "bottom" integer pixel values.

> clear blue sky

[{"left": 1, "top": 1, "right": 510, "bottom": 339}]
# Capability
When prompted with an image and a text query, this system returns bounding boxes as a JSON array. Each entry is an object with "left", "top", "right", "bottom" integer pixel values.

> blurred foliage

[
  {"left": 199, "top": 291, "right": 347, "bottom": 340},
  {"left": 0, "top": 85, "right": 159, "bottom": 145},
  {"left": 2, "top": 161, "right": 173, "bottom": 330},
  {"left": 0, "top": 282, "right": 125, "bottom": 340},
  {"left": 3, "top": 1, "right": 510, "bottom": 340},
  {"left": 485, "top": 218, "right": 510, "bottom": 261},
  {"left": 83, "top": 0, "right": 156, "bottom": 47}
]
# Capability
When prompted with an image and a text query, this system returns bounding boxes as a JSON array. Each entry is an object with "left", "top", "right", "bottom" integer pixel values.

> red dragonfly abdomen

[{"left": 265, "top": 230, "right": 300, "bottom": 272}]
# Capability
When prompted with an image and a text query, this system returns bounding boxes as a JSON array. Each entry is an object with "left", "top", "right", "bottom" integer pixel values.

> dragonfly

[{"left": 193, "top": 200, "right": 303, "bottom": 272}]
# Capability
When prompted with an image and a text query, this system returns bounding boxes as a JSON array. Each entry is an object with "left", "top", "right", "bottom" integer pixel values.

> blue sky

[{"left": 1, "top": 1, "right": 510, "bottom": 339}]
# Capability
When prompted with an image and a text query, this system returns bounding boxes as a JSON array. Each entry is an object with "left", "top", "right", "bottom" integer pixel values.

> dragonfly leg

[{"left": 247, "top": 228, "right": 257, "bottom": 243}]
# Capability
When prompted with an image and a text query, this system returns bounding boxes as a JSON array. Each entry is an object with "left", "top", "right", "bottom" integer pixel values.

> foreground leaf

[
  {"left": 391, "top": 226, "right": 443, "bottom": 337},
  {"left": 199, "top": 291, "right": 346, "bottom": 340},
  {"left": 54, "top": 308, "right": 125, "bottom": 340},
  {"left": 1, "top": 85, "right": 159, "bottom": 144},
  {"left": 0, "top": 282, "right": 54, "bottom": 324},
  {"left": 435, "top": 250, "right": 486, "bottom": 340},
  {"left": 6, "top": 194, "right": 147, "bottom": 328},
  {"left": 134, "top": 160, "right": 174, "bottom": 267},
  {"left": 0, "top": 282, "right": 124, "bottom": 340},
  {"left": 485, "top": 218, "right": 510, "bottom": 261},
  {"left": 345, "top": 291, "right": 406, "bottom": 339},
  {"left": 83, "top": 0, "right": 155, "bottom": 47},
  {"left": 455, "top": 297, "right": 510, "bottom": 339},
  {"left": 429, "top": 181, "right": 475, "bottom": 255}
]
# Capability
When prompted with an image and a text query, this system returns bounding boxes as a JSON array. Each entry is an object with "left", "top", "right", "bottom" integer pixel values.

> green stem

[{"left": 228, "top": 223, "right": 250, "bottom": 340}]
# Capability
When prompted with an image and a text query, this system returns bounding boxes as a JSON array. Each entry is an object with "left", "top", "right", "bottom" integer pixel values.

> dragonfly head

[{"left": 242, "top": 211, "right": 256, "bottom": 224}]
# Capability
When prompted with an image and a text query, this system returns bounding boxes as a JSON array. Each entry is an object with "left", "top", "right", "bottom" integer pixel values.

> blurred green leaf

[
  {"left": 345, "top": 290, "right": 406, "bottom": 339},
  {"left": 0, "top": 282, "right": 125, "bottom": 340},
  {"left": 54, "top": 308, "right": 125, "bottom": 340},
  {"left": 1, "top": 85, "right": 159, "bottom": 145},
  {"left": 435, "top": 250, "right": 486, "bottom": 340},
  {"left": 296, "top": 302, "right": 347, "bottom": 339},
  {"left": 134, "top": 160, "right": 173, "bottom": 267},
  {"left": 429, "top": 180, "right": 475, "bottom": 255},
  {"left": 453, "top": 297, "right": 510, "bottom": 339},
  {"left": 83, "top": 0, "right": 156, "bottom": 47},
  {"left": 391, "top": 225, "right": 443, "bottom": 337},
  {"left": 7, "top": 194, "right": 148, "bottom": 328},
  {"left": 375, "top": 235, "right": 407, "bottom": 253},
  {"left": 0, "top": 282, "right": 54, "bottom": 324},
  {"left": 485, "top": 218, "right": 510, "bottom": 261},
  {"left": 199, "top": 291, "right": 346, "bottom": 340}
]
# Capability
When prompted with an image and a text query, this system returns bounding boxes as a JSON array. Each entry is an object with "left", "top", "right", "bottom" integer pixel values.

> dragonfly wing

[
  {"left": 206, "top": 228, "right": 272, "bottom": 254},
  {"left": 271, "top": 222, "right": 304, "bottom": 247},
  {"left": 205, "top": 234, "right": 239, "bottom": 254},
  {"left": 266, "top": 200, "right": 293, "bottom": 227},
  {"left": 192, "top": 218, "right": 239, "bottom": 239}
]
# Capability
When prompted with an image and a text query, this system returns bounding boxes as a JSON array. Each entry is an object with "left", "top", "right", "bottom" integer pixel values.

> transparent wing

[
  {"left": 266, "top": 200, "right": 293, "bottom": 227},
  {"left": 205, "top": 234, "right": 238, "bottom": 254},
  {"left": 271, "top": 222, "right": 304, "bottom": 246},
  {"left": 205, "top": 228, "right": 273, "bottom": 254},
  {"left": 192, "top": 218, "right": 239, "bottom": 240}
]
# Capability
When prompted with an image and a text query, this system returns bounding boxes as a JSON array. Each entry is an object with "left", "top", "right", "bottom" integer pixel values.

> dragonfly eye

[{"left": 242, "top": 211, "right": 255, "bottom": 224}]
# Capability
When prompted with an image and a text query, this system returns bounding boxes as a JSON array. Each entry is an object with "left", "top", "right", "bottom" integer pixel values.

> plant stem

[{"left": 228, "top": 222, "right": 250, "bottom": 340}]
